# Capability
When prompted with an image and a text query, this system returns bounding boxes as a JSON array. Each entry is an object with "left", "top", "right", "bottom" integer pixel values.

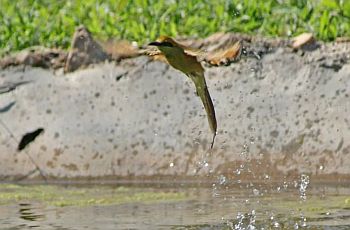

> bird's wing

[
  {"left": 181, "top": 39, "right": 242, "bottom": 65},
  {"left": 171, "top": 39, "right": 206, "bottom": 58},
  {"left": 204, "top": 40, "right": 242, "bottom": 66},
  {"left": 183, "top": 47, "right": 206, "bottom": 58},
  {"left": 139, "top": 48, "right": 169, "bottom": 64},
  {"left": 150, "top": 52, "right": 169, "bottom": 64},
  {"left": 187, "top": 71, "right": 217, "bottom": 148}
]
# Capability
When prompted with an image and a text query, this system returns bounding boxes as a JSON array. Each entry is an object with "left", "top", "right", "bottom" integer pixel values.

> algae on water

[{"left": 0, "top": 184, "right": 187, "bottom": 207}]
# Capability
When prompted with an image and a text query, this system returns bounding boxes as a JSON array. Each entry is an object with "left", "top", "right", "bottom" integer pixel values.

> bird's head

[{"left": 148, "top": 36, "right": 183, "bottom": 54}]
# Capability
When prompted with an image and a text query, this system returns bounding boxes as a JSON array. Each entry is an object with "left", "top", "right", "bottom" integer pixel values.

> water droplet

[
  {"left": 254, "top": 52, "right": 262, "bottom": 61},
  {"left": 294, "top": 223, "right": 299, "bottom": 229},
  {"left": 251, "top": 209, "right": 256, "bottom": 215},
  {"left": 218, "top": 175, "right": 227, "bottom": 185},
  {"left": 301, "top": 216, "right": 307, "bottom": 227},
  {"left": 294, "top": 180, "right": 298, "bottom": 188},
  {"left": 253, "top": 188, "right": 260, "bottom": 196}
]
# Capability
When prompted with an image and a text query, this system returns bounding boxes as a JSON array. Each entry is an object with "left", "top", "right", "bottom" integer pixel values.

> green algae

[
  {"left": 0, "top": 184, "right": 187, "bottom": 207},
  {"left": 261, "top": 194, "right": 350, "bottom": 212}
]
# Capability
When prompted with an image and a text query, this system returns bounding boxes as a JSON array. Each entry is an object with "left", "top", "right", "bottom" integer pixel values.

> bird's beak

[{"left": 148, "top": 41, "right": 162, "bottom": 46}]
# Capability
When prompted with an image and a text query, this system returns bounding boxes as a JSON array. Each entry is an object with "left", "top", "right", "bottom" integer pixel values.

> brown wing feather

[{"left": 139, "top": 48, "right": 169, "bottom": 64}]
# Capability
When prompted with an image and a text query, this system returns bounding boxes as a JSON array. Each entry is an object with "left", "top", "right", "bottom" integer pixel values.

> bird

[{"left": 148, "top": 36, "right": 217, "bottom": 148}]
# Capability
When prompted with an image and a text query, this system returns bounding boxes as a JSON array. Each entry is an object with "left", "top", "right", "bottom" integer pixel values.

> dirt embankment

[{"left": 0, "top": 27, "right": 349, "bottom": 183}]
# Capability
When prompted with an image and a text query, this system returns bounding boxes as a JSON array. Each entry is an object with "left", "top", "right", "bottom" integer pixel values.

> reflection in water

[{"left": 18, "top": 203, "right": 44, "bottom": 228}]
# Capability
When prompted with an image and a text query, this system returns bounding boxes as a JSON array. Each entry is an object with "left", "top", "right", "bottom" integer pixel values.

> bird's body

[
  {"left": 156, "top": 45, "right": 203, "bottom": 73},
  {"left": 149, "top": 36, "right": 217, "bottom": 148}
]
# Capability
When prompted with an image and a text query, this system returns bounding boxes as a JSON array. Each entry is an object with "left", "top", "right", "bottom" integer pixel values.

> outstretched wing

[
  {"left": 187, "top": 72, "right": 217, "bottom": 148},
  {"left": 139, "top": 47, "right": 169, "bottom": 64},
  {"left": 183, "top": 47, "right": 206, "bottom": 58}
]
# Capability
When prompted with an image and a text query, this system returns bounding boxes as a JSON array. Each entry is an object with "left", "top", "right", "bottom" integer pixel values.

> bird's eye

[{"left": 161, "top": 42, "right": 174, "bottom": 47}]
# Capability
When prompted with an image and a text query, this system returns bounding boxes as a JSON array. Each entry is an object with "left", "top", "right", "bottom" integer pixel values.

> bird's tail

[
  {"left": 200, "top": 85, "right": 217, "bottom": 149},
  {"left": 188, "top": 73, "right": 217, "bottom": 148}
]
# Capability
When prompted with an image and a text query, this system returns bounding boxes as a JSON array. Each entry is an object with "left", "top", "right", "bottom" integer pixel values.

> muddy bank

[{"left": 0, "top": 40, "right": 349, "bottom": 182}]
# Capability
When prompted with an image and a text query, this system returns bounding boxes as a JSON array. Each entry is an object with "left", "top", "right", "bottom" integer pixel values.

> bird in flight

[{"left": 148, "top": 36, "right": 217, "bottom": 148}]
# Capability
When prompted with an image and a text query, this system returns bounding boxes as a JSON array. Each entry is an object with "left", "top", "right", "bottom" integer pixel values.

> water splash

[
  {"left": 194, "top": 157, "right": 212, "bottom": 175},
  {"left": 240, "top": 142, "right": 249, "bottom": 159},
  {"left": 252, "top": 188, "right": 260, "bottom": 196},
  {"left": 234, "top": 212, "right": 245, "bottom": 230},
  {"left": 248, "top": 210, "right": 256, "bottom": 230},
  {"left": 227, "top": 140, "right": 259, "bottom": 229},
  {"left": 297, "top": 174, "right": 310, "bottom": 227},
  {"left": 229, "top": 210, "right": 257, "bottom": 230},
  {"left": 299, "top": 174, "right": 310, "bottom": 201},
  {"left": 218, "top": 174, "right": 228, "bottom": 185}
]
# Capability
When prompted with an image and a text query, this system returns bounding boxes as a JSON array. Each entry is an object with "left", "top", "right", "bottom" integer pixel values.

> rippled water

[{"left": 0, "top": 180, "right": 349, "bottom": 230}]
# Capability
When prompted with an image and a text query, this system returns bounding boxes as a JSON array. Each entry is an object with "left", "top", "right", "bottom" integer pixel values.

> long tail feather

[
  {"left": 210, "top": 131, "right": 217, "bottom": 149},
  {"left": 200, "top": 85, "right": 217, "bottom": 149},
  {"left": 188, "top": 73, "right": 217, "bottom": 148}
]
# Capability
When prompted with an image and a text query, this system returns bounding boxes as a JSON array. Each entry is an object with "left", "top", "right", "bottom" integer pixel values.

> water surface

[{"left": 0, "top": 181, "right": 349, "bottom": 229}]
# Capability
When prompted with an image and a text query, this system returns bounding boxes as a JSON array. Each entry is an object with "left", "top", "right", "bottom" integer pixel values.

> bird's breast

[{"left": 165, "top": 53, "right": 203, "bottom": 75}]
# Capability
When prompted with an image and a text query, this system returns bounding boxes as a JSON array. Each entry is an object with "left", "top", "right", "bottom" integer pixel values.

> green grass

[{"left": 1, "top": 0, "right": 350, "bottom": 54}]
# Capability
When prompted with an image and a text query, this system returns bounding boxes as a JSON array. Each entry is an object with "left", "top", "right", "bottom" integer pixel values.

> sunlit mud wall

[{"left": 0, "top": 43, "right": 349, "bottom": 182}]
